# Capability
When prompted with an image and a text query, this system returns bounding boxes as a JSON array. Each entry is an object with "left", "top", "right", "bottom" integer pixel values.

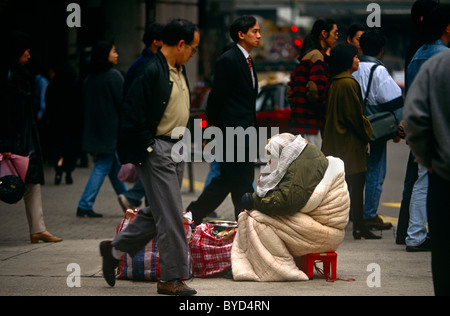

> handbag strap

[
  {"left": 0, "top": 157, "right": 22, "bottom": 178},
  {"left": 364, "top": 64, "right": 380, "bottom": 105}
]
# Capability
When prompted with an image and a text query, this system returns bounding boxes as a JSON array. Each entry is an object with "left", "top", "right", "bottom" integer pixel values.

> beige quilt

[{"left": 231, "top": 156, "right": 350, "bottom": 281}]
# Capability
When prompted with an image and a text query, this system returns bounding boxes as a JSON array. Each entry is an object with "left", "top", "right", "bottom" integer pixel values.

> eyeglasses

[{"left": 186, "top": 44, "right": 198, "bottom": 54}]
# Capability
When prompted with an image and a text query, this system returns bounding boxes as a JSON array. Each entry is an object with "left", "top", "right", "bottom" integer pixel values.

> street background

[
  {"left": 0, "top": 140, "right": 434, "bottom": 296},
  {"left": 0, "top": 0, "right": 440, "bottom": 297}
]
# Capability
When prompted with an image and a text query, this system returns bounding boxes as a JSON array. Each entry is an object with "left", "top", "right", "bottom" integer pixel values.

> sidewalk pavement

[{"left": 0, "top": 160, "right": 434, "bottom": 297}]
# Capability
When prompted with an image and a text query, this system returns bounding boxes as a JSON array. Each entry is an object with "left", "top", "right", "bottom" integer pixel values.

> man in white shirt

[{"left": 352, "top": 29, "right": 403, "bottom": 231}]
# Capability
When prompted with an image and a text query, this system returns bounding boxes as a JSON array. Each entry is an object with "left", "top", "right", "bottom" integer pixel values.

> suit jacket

[{"left": 206, "top": 44, "right": 258, "bottom": 129}]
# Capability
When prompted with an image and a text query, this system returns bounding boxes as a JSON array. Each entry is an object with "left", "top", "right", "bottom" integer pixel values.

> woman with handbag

[
  {"left": 322, "top": 44, "right": 380, "bottom": 240},
  {"left": 0, "top": 31, "right": 62, "bottom": 243}
]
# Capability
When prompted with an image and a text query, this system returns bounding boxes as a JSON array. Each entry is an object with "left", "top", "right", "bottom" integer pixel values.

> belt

[{"left": 156, "top": 135, "right": 183, "bottom": 144}]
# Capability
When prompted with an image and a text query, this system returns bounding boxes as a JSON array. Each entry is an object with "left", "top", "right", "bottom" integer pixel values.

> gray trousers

[{"left": 112, "top": 139, "right": 189, "bottom": 281}]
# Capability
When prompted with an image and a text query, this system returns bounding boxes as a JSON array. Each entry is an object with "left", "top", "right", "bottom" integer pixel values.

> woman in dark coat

[
  {"left": 0, "top": 31, "right": 62, "bottom": 243},
  {"left": 321, "top": 44, "right": 378, "bottom": 240},
  {"left": 76, "top": 40, "right": 128, "bottom": 217}
]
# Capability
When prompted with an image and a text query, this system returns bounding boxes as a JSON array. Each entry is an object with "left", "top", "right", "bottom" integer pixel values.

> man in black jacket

[
  {"left": 186, "top": 15, "right": 261, "bottom": 224},
  {"left": 100, "top": 19, "right": 199, "bottom": 296}
]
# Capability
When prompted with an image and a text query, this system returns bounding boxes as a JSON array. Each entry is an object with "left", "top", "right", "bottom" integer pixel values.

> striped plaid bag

[
  {"left": 189, "top": 223, "right": 236, "bottom": 278},
  {"left": 116, "top": 209, "right": 192, "bottom": 281}
]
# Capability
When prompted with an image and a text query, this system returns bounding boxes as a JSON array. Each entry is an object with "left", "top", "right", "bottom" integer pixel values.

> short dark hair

[
  {"left": 360, "top": 29, "right": 386, "bottom": 57},
  {"left": 411, "top": 0, "right": 439, "bottom": 26},
  {"left": 143, "top": 22, "right": 164, "bottom": 47},
  {"left": 329, "top": 43, "right": 358, "bottom": 77},
  {"left": 90, "top": 39, "right": 114, "bottom": 73},
  {"left": 162, "top": 19, "right": 198, "bottom": 46},
  {"left": 346, "top": 23, "right": 366, "bottom": 40},
  {"left": 422, "top": 5, "right": 450, "bottom": 41},
  {"left": 229, "top": 15, "right": 257, "bottom": 43}
]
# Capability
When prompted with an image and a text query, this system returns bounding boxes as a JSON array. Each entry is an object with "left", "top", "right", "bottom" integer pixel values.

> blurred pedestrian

[
  {"left": 396, "top": 0, "right": 440, "bottom": 245},
  {"left": 287, "top": 19, "right": 338, "bottom": 148},
  {"left": 404, "top": 49, "right": 450, "bottom": 296},
  {"left": 322, "top": 44, "right": 378, "bottom": 239},
  {"left": 186, "top": 15, "right": 261, "bottom": 225},
  {"left": 0, "top": 31, "right": 62, "bottom": 243},
  {"left": 352, "top": 29, "right": 403, "bottom": 231},
  {"left": 44, "top": 62, "right": 83, "bottom": 185},
  {"left": 117, "top": 22, "right": 164, "bottom": 212},
  {"left": 346, "top": 23, "right": 366, "bottom": 55},
  {"left": 76, "top": 40, "right": 128, "bottom": 218},
  {"left": 32, "top": 60, "right": 49, "bottom": 122},
  {"left": 403, "top": 6, "right": 450, "bottom": 252},
  {"left": 101, "top": 19, "right": 200, "bottom": 295}
]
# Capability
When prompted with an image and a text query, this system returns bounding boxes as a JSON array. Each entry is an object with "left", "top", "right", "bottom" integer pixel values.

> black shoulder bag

[{"left": 365, "top": 65, "right": 398, "bottom": 143}]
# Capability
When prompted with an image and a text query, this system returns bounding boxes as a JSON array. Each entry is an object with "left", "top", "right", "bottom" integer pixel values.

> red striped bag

[{"left": 189, "top": 223, "right": 236, "bottom": 278}]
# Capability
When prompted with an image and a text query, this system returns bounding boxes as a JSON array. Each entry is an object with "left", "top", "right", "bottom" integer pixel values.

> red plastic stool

[{"left": 299, "top": 252, "right": 337, "bottom": 280}]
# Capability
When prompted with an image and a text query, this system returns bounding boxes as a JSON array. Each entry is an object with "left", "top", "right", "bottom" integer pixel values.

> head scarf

[{"left": 256, "top": 133, "right": 308, "bottom": 197}]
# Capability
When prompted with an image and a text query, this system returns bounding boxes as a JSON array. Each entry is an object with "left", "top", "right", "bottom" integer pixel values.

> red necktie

[{"left": 248, "top": 56, "right": 254, "bottom": 86}]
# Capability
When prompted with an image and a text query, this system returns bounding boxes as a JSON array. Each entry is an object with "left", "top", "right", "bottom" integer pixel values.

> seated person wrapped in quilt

[{"left": 232, "top": 133, "right": 350, "bottom": 281}]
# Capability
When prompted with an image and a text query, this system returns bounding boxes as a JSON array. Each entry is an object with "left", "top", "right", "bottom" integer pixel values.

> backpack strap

[{"left": 364, "top": 64, "right": 380, "bottom": 105}]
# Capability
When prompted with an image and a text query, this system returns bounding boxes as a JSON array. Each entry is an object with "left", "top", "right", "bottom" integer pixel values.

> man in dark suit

[{"left": 186, "top": 15, "right": 261, "bottom": 225}]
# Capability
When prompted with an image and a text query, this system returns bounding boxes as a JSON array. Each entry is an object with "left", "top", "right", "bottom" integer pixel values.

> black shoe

[
  {"left": 65, "top": 173, "right": 73, "bottom": 184},
  {"left": 406, "top": 237, "right": 432, "bottom": 252},
  {"left": 54, "top": 170, "right": 62, "bottom": 185},
  {"left": 353, "top": 230, "right": 382, "bottom": 240},
  {"left": 99, "top": 241, "right": 119, "bottom": 286},
  {"left": 77, "top": 208, "right": 103, "bottom": 217},
  {"left": 365, "top": 215, "right": 393, "bottom": 230}
]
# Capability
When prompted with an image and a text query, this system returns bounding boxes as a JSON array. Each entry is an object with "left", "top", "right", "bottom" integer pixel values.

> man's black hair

[
  {"left": 229, "top": 15, "right": 258, "bottom": 43},
  {"left": 143, "top": 22, "right": 164, "bottom": 47},
  {"left": 360, "top": 29, "right": 386, "bottom": 57},
  {"left": 347, "top": 23, "right": 366, "bottom": 40},
  {"left": 422, "top": 5, "right": 450, "bottom": 42},
  {"left": 162, "top": 19, "right": 198, "bottom": 46}
]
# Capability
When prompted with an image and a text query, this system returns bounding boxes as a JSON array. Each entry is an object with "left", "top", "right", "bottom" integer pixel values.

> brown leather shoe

[
  {"left": 157, "top": 279, "right": 197, "bottom": 296},
  {"left": 99, "top": 241, "right": 119, "bottom": 287},
  {"left": 30, "top": 231, "right": 62, "bottom": 243},
  {"left": 365, "top": 215, "right": 393, "bottom": 230}
]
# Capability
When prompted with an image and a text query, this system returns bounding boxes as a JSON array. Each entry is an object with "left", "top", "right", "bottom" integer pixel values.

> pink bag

[
  {"left": 118, "top": 163, "right": 139, "bottom": 183},
  {"left": 189, "top": 223, "right": 237, "bottom": 278},
  {"left": 0, "top": 154, "right": 29, "bottom": 182}
]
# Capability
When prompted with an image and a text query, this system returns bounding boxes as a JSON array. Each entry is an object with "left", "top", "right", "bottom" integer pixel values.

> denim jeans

[
  {"left": 78, "top": 152, "right": 128, "bottom": 210},
  {"left": 123, "top": 179, "right": 146, "bottom": 207},
  {"left": 396, "top": 151, "right": 418, "bottom": 240},
  {"left": 364, "top": 141, "right": 387, "bottom": 220},
  {"left": 406, "top": 164, "right": 428, "bottom": 246}
]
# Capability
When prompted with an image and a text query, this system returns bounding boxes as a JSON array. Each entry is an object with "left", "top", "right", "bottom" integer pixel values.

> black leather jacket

[{"left": 117, "top": 50, "right": 189, "bottom": 165}]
